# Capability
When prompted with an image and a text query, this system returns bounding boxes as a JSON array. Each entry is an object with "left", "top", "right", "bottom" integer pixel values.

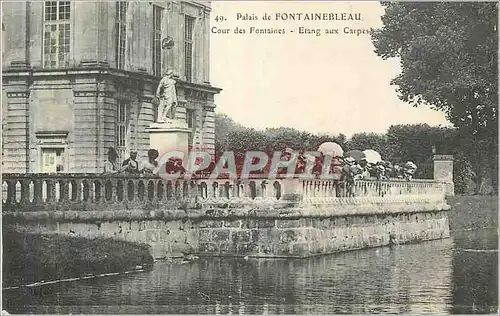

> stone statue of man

[{"left": 155, "top": 69, "right": 177, "bottom": 123}]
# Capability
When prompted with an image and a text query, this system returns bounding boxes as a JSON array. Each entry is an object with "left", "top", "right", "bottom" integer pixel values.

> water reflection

[{"left": 3, "top": 230, "right": 498, "bottom": 314}]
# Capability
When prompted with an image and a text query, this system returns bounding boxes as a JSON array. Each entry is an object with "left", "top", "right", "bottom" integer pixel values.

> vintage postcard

[{"left": 1, "top": 0, "right": 498, "bottom": 314}]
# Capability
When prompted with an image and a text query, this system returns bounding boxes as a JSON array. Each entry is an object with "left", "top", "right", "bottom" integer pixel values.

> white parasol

[
  {"left": 318, "top": 142, "right": 344, "bottom": 157},
  {"left": 362, "top": 149, "right": 382, "bottom": 164}
]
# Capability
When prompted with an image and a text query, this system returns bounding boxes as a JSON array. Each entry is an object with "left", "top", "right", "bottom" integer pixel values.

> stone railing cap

[{"left": 433, "top": 155, "right": 454, "bottom": 161}]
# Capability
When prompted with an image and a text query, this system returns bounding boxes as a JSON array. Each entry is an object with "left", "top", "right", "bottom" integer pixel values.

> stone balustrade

[{"left": 2, "top": 173, "right": 447, "bottom": 212}]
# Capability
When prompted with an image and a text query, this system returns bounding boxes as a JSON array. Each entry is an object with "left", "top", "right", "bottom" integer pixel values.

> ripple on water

[{"left": 2, "top": 231, "right": 498, "bottom": 314}]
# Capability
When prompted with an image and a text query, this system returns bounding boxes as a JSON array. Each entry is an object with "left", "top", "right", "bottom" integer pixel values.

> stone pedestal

[
  {"left": 433, "top": 155, "right": 454, "bottom": 196},
  {"left": 146, "top": 120, "right": 190, "bottom": 159}
]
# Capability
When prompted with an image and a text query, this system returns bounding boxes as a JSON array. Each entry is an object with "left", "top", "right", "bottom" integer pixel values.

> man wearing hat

[
  {"left": 122, "top": 150, "right": 140, "bottom": 174},
  {"left": 376, "top": 165, "right": 388, "bottom": 181}
]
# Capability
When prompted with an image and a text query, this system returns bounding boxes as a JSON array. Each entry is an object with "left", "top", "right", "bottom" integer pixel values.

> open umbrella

[
  {"left": 318, "top": 142, "right": 344, "bottom": 157},
  {"left": 346, "top": 150, "right": 365, "bottom": 163},
  {"left": 362, "top": 149, "right": 382, "bottom": 164}
]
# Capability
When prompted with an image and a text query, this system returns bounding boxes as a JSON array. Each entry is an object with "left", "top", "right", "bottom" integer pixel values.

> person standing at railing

[
  {"left": 122, "top": 151, "right": 140, "bottom": 174},
  {"left": 376, "top": 165, "right": 388, "bottom": 181},
  {"left": 358, "top": 158, "right": 371, "bottom": 179},
  {"left": 343, "top": 157, "right": 356, "bottom": 197},
  {"left": 403, "top": 161, "right": 417, "bottom": 181},
  {"left": 393, "top": 164, "right": 404, "bottom": 179},
  {"left": 141, "top": 149, "right": 160, "bottom": 175},
  {"left": 103, "top": 147, "right": 120, "bottom": 174}
]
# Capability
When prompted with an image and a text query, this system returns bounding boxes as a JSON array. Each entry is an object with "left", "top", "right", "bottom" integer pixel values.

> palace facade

[{"left": 2, "top": 0, "right": 221, "bottom": 173}]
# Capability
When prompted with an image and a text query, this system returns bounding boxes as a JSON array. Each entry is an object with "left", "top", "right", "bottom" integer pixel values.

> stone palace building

[{"left": 2, "top": 0, "right": 221, "bottom": 173}]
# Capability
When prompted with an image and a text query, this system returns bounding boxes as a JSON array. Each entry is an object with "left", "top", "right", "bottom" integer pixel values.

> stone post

[
  {"left": 433, "top": 155, "right": 454, "bottom": 196},
  {"left": 146, "top": 121, "right": 190, "bottom": 166},
  {"left": 280, "top": 179, "right": 303, "bottom": 202}
]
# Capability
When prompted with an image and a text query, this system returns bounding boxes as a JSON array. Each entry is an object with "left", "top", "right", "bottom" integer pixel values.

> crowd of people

[
  {"left": 282, "top": 148, "right": 418, "bottom": 180},
  {"left": 103, "top": 146, "right": 418, "bottom": 183},
  {"left": 103, "top": 148, "right": 160, "bottom": 175}
]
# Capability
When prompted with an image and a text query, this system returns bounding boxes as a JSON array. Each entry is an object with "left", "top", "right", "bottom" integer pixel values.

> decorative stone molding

[
  {"left": 6, "top": 92, "right": 29, "bottom": 98},
  {"left": 73, "top": 91, "right": 114, "bottom": 98},
  {"left": 79, "top": 60, "right": 110, "bottom": 68},
  {"left": 8, "top": 60, "right": 31, "bottom": 70},
  {"left": 433, "top": 155, "right": 454, "bottom": 161},
  {"left": 35, "top": 131, "right": 69, "bottom": 145},
  {"left": 139, "top": 95, "right": 154, "bottom": 103}
]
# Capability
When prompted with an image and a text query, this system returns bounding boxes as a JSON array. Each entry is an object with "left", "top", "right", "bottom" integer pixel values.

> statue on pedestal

[{"left": 155, "top": 69, "right": 177, "bottom": 124}]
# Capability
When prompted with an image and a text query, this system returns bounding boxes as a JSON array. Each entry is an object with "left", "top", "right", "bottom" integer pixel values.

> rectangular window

[
  {"left": 116, "top": 100, "right": 128, "bottom": 159},
  {"left": 186, "top": 109, "right": 196, "bottom": 148},
  {"left": 115, "top": 1, "right": 128, "bottom": 69},
  {"left": 43, "top": 1, "right": 71, "bottom": 68},
  {"left": 184, "top": 15, "right": 195, "bottom": 82},
  {"left": 41, "top": 148, "right": 65, "bottom": 173},
  {"left": 186, "top": 109, "right": 195, "bottom": 129},
  {"left": 152, "top": 5, "right": 163, "bottom": 76}
]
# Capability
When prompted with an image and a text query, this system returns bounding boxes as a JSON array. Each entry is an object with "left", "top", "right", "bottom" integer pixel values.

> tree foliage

[
  {"left": 346, "top": 133, "right": 387, "bottom": 154},
  {"left": 215, "top": 112, "right": 486, "bottom": 193},
  {"left": 372, "top": 2, "right": 498, "bottom": 192}
]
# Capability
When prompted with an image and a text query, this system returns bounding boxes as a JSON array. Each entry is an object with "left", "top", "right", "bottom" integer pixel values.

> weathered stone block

[
  {"left": 258, "top": 219, "right": 275, "bottom": 228},
  {"left": 280, "top": 229, "right": 298, "bottom": 243},
  {"left": 232, "top": 230, "right": 251, "bottom": 243},
  {"left": 236, "top": 243, "right": 255, "bottom": 255},
  {"left": 168, "top": 230, "right": 187, "bottom": 243},
  {"left": 150, "top": 242, "right": 169, "bottom": 259},
  {"left": 274, "top": 243, "right": 291, "bottom": 256},
  {"left": 242, "top": 219, "right": 257, "bottom": 229},
  {"left": 170, "top": 242, "right": 192, "bottom": 255},
  {"left": 198, "top": 220, "right": 223, "bottom": 228},
  {"left": 199, "top": 242, "right": 219, "bottom": 253},
  {"left": 276, "top": 219, "right": 301, "bottom": 229},
  {"left": 212, "top": 229, "right": 231, "bottom": 242},
  {"left": 186, "top": 230, "right": 199, "bottom": 245},
  {"left": 219, "top": 241, "right": 237, "bottom": 253},
  {"left": 224, "top": 220, "right": 241, "bottom": 228},
  {"left": 199, "top": 229, "right": 212, "bottom": 242},
  {"left": 159, "top": 229, "right": 171, "bottom": 242},
  {"left": 145, "top": 230, "right": 159, "bottom": 242}
]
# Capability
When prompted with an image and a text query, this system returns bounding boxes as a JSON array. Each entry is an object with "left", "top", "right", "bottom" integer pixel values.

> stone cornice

[{"left": 3, "top": 67, "right": 222, "bottom": 96}]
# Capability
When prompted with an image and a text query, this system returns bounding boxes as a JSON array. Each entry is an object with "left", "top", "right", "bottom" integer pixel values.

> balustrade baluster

[
  {"left": 211, "top": 182, "right": 218, "bottom": 199},
  {"left": 114, "top": 180, "right": 123, "bottom": 203},
  {"left": 33, "top": 179, "right": 43, "bottom": 205},
  {"left": 175, "top": 181, "right": 182, "bottom": 200},
  {"left": 238, "top": 182, "right": 244, "bottom": 198},
  {"left": 46, "top": 180, "right": 56, "bottom": 203},
  {"left": 228, "top": 182, "right": 234, "bottom": 199},
  {"left": 99, "top": 179, "right": 106, "bottom": 204},
  {"left": 260, "top": 181, "right": 268, "bottom": 199},
  {"left": 6, "top": 180, "right": 16, "bottom": 205},
  {"left": 165, "top": 181, "right": 173, "bottom": 201},
  {"left": 20, "top": 179, "right": 31, "bottom": 205},
  {"left": 148, "top": 180, "right": 157, "bottom": 202},
  {"left": 182, "top": 181, "right": 189, "bottom": 201},
  {"left": 218, "top": 181, "right": 225, "bottom": 199},
  {"left": 60, "top": 179, "right": 70, "bottom": 202}
]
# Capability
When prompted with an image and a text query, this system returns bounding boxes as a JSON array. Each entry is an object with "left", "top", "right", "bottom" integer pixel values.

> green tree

[
  {"left": 372, "top": 2, "right": 498, "bottom": 192},
  {"left": 214, "top": 113, "right": 245, "bottom": 155},
  {"left": 346, "top": 133, "right": 387, "bottom": 154}
]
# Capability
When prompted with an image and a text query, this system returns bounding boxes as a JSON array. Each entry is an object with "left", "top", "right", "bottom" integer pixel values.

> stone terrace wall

[{"left": 2, "top": 174, "right": 451, "bottom": 258}]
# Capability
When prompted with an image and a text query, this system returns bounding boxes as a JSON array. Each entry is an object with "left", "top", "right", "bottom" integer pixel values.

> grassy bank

[
  {"left": 447, "top": 195, "right": 498, "bottom": 232},
  {"left": 2, "top": 228, "right": 154, "bottom": 287}
]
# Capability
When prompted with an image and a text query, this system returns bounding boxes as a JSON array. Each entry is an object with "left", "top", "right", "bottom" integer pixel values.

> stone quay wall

[{"left": 2, "top": 174, "right": 451, "bottom": 258}]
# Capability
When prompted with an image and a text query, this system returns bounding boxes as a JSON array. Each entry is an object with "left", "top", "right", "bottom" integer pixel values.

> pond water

[{"left": 3, "top": 228, "right": 497, "bottom": 314}]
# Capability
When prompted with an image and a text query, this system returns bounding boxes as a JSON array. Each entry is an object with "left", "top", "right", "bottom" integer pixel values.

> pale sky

[{"left": 209, "top": 1, "right": 450, "bottom": 137}]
